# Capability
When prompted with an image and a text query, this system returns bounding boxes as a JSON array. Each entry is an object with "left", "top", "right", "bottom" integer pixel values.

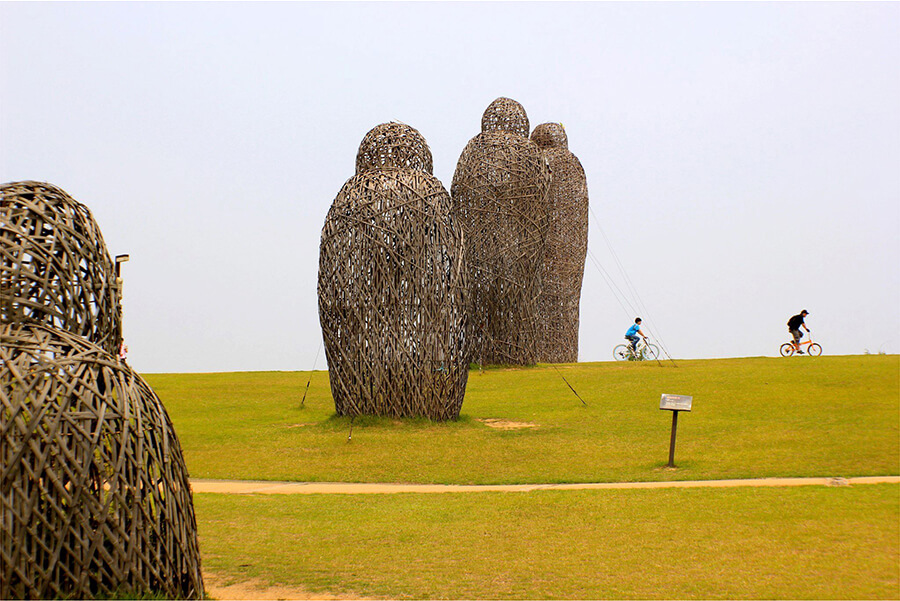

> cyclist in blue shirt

[{"left": 625, "top": 318, "right": 648, "bottom": 352}]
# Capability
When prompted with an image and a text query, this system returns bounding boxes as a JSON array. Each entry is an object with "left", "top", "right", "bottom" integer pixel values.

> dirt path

[
  {"left": 191, "top": 475, "right": 899, "bottom": 495},
  {"left": 203, "top": 571, "right": 372, "bottom": 601},
  {"left": 197, "top": 476, "right": 898, "bottom": 599}
]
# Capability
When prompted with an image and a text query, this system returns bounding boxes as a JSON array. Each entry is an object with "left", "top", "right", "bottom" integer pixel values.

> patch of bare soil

[
  {"left": 477, "top": 418, "right": 539, "bottom": 430},
  {"left": 204, "top": 572, "right": 372, "bottom": 600}
]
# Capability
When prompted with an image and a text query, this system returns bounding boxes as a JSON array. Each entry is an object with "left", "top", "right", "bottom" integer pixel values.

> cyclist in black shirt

[{"left": 787, "top": 310, "right": 810, "bottom": 354}]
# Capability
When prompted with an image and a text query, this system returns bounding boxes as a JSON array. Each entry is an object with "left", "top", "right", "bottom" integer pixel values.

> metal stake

[{"left": 667, "top": 410, "right": 679, "bottom": 467}]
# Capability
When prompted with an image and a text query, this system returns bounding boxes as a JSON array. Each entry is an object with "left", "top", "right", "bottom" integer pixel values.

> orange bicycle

[{"left": 780, "top": 335, "right": 822, "bottom": 357}]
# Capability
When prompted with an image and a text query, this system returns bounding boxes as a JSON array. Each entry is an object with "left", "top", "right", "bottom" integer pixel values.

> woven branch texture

[
  {"left": 1, "top": 323, "right": 203, "bottom": 600},
  {"left": 318, "top": 123, "right": 470, "bottom": 420},
  {"left": 451, "top": 98, "right": 551, "bottom": 365},
  {"left": 1, "top": 181, "right": 122, "bottom": 356},
  {"left": 531, "top": 123, "right": 589, "bottom": 363}
]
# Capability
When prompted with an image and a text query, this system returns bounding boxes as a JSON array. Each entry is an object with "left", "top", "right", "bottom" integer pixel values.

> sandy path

[{"left": 191, "top": 475, "right": 899, "bottom": 495}]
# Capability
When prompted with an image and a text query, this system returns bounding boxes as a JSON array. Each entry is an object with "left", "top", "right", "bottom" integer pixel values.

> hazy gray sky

[{"left": 2, "top": 2, "right": 898, "bottom": 373}]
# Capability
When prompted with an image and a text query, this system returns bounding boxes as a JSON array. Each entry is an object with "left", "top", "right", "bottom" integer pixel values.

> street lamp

[{"left": 115, "top": 254, "right": 130, "bottom": 361}]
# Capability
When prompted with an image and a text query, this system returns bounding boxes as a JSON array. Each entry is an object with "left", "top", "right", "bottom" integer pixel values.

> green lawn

[
  {"left": 147, "top": 355, "right": 899, "bottom": 484},
  {"left": 146, "top": 355, "right": 900, "bottom": 599},
  {"left": 196, "top": 484, "right": 899, "bottom": 600}
]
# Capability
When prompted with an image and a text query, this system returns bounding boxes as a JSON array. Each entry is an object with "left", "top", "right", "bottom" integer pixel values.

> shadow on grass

[
  {"left": 468, "top": 361, "right": 546, "bottom": 372},
  {"left": 322, "top": 413, "right": 476, "bottom": 431}
]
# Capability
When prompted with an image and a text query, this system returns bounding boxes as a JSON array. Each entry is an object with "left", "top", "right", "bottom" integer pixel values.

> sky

[{"left": 1, "top": 1, "right": 898, "bottom": 373}]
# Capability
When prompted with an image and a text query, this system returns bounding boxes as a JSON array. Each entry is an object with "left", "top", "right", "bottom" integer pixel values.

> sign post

[{"left": 660, "top": 394, "right": 692, "bottom": 467}]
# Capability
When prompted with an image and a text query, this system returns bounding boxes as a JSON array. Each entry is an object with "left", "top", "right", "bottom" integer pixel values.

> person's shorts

[
  {"left": 790, "top": 328, "right": 804, "bottom": 343},
  {"left": 626, "top": 335, "right": 640, "bottom": 346}
]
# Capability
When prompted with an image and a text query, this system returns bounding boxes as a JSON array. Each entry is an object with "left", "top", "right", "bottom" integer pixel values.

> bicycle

[
  {"left": 614, "top": 339, "right": 660, "bottom": 361},
  {"left": 779, "top": 335, "right": 822, "bottom": 357}
]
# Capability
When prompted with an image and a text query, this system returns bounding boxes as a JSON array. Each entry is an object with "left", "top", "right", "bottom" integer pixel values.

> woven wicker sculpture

[
  {"left": 531, "top": 123, "right": 589, "bottom": 363},
  {"left": 451, "top": 98, "right": 551, "bottom": 365},
  {"left": 318, "top": 122, "right": 469, "bottom": 420},
  {"left": 1, "top": 181, "right": 122, "bottom": 356},
  {"left": 0, "top": 322, "right": 203, "bottom": 599}
]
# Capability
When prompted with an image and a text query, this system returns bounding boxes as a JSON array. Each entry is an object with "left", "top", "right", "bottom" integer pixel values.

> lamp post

[{"left": 115, "top": 254, "right": 129, "bottom": 361}]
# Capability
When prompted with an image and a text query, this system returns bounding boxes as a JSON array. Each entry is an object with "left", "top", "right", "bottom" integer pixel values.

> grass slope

[
  {"left": 196, "top": 484, "right": 899, "bottom": 600},
  {"left": 147, "top": 355, "right": 899, "bottom": 484}
]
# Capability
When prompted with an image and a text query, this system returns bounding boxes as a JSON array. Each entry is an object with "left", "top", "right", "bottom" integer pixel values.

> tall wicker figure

[
  {"left": 531, "top": 123, "right": 589, "bottom": 363},
  {"left": 451, "top": 98, "right": 551, "bottom": 365},
  {"left": 1, "top": 181, "right": 122, "bottom": 356},
  {"left": 318, "top": 122, "right": 469, "bottom": 420},
  {"left": 0, "top": 323, "right": 204, "bottom": 599}
]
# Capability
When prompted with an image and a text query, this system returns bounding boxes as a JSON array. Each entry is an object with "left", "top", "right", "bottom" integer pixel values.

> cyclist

[
  {"left": 625, "top": 318, "right": 648, "bottom": 353},
  {"left": 787, "top": 310, "right": 811, "bottom": 354}
]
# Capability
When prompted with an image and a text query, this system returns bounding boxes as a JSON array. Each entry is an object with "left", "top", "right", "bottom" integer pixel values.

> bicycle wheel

[
  {"left": 613, "top": 344, "right": 631, "bottom": 361},
  {"left": 779, "top": 343, "right": 794, "bottom": 357},
  {"left": 808, "top": 343, "right": 822, "bottom": 356},
  {"left": 643, "top": 344, "right": 660, "bottom": 360}
]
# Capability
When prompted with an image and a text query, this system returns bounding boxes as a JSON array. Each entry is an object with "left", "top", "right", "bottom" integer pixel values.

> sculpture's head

[
  {"left": 481, "top": 97, "right": 530, "bottom": 137},
  {"left": 531, "top": 122, "right": 568, "bottom": 150},
  {"left": 355, "top": 122, "right": 433, "bottom": 174}
]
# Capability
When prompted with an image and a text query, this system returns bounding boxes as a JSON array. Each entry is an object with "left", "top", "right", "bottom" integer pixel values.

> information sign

[
  {"left": 660, "top": 394, "right": 692, "bottom": 412},
  {"left": 659, "top": 394, "right": 693, "bottom": 467}
]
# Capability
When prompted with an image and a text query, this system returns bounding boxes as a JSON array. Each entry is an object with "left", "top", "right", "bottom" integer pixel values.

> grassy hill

[
  {"left": 147, "top": 355, "right": 899, "bottom": 484},
  {"left": 146, "top": 355, "right": 899, "bottom": 599}
]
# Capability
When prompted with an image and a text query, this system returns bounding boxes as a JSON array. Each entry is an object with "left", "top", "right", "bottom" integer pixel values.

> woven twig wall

[
  {"left": 531, "top": 123, "right": 589, "bottom": 363},
  {"left": 318, "top": 123, "right": 469, "bottom": 420},
  {"left": 1, "top": 181, "right": 122, "bottom": 356},
  {"left": 0, "top": 323, "right": 204, "bottom": 600},
  {"left": 451, "top": 98, "right": 551, "bottom": 365}
]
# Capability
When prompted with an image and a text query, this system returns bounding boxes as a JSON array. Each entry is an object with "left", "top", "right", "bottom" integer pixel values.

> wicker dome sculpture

[
  {"left": 1, "top": 181, "right": 122, "bottom": 356},
  {"left": 0, "top": 322, "right": 204, "bottom": 600},
  {"left": 450, "top": 98, "right": 551, "bottom": 365},
  {"left": 531, "top": 123, "right": 589, "bottom": 363},
  {"left": 318, "top": 122, "right": 470, "bottom": 420}
]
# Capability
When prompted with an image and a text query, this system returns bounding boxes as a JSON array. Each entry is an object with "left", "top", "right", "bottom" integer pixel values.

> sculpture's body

[
  {"left": 1, "top": 181, "right": 203, "bottom": 599},
  {"left": 0, "top": 181, "right": 122, "bottom": 355},
  {"left": 531, "top": 123, "right": 589, "bottom": 363},
  {"left": 451, "top": 98, "right": 551, "bottom": 365},
  {"left": 318, "top": 123, "right": 469, "bottom": 420},
  {"left": 0, "top": 324, "right": 204, "bottom": 599}
]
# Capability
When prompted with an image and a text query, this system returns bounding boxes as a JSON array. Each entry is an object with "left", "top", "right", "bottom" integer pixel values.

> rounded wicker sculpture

[
  {"left": 0, "top": 322, "right": 204, "bottom": 600},
  {"left": 318, "top": 123, "right": 469, "bottom": 420},
  {"left": 1, "top": 181, "right": 122, "bottom": 356},
  {"left": 531, "top": 123, "right": 589, "bottom": 363},
  {"left": 451, "top": 98, "right": 551, "bottom": 365}
]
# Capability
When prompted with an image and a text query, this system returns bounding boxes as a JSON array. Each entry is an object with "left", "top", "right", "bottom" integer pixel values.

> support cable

[
  {"left": 300, "top": 340, "right": 322, "bottom": 408},
  {"left": 587, "top": 205, "right": 677, "bottom": 366},
  {"left": 550, "top": 364, "right": 588, "bottom": 406}
]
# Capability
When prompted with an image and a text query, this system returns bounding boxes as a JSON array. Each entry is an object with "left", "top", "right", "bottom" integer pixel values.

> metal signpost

[{"left": 660, "top": 394, "right": 692, "bottom": 467}]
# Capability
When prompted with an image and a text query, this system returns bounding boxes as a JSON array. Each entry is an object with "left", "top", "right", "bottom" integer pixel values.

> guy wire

[
  {"left": 588, "top": 205, "right": 677, "bottom": 366},
  {"left": 551, "top": 364, "right": 588, "bottom": 406},
  {"left": 300, "top": 340, "right": 322, "bottom": 408}
]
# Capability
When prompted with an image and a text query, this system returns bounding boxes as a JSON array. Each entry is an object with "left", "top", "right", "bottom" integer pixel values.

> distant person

[
  {"left": 625, "top": 318, "right": 648, "bottom": 352},
  {"left": 787, "top": 310, "right": 811, "bottom": 353}
]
